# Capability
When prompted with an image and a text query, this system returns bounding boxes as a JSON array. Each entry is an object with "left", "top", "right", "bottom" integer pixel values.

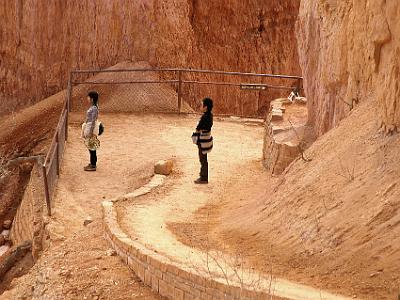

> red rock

[
  {"left": 297, "top": 1, "right": 400, "bottom": 137},
  {"left": 1, "top": 1, "right": 300, "bottom": 117}
]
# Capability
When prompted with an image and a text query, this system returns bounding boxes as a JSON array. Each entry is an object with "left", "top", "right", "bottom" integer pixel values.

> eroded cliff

[
  {"left": 297, "top": 0, "right": 400, "bottom": 136},
  {"left": 0, "top": 0, "right": 301, "bottom": 115}
]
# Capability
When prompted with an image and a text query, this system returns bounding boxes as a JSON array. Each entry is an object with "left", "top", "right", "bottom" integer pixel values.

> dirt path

[
  {"left": 2, "top": 113, "right": 265, "bottom": 299},
  {"left": 116, "top": 120, "right": 352, "bottom": 300},
  {"left": 2, "top": 113, "right": 198, "bottom": 299},
  {"left": 2, "top": 112, "right": 356, "bottom": 299}
]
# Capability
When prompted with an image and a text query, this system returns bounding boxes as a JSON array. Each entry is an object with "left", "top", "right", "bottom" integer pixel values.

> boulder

[
  {"left": 1, "top": 230, "right": 10, "bottom": 239},
  {"left": 3, "top": 220, "right": 11, "bottom": 230},
  {"left": 154, "top": 160, "right": 173, "bottom": 176}
]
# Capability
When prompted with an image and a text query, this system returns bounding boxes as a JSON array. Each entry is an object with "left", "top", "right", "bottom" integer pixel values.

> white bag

[{"left": 82, "top": 121, "right": 101, "bottom": 138}]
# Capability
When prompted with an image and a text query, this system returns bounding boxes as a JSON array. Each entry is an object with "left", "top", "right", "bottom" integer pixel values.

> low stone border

[{"left": 102, "top": 175, "right": 276, "bottom": 300}]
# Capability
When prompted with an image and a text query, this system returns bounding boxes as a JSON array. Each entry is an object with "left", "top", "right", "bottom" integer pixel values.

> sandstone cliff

[
  {"left": 0, "top": 0, "right": 300, "bottom": 116},
  {"left": 297, "top": 0, "right": 400, "bottom": 136}
]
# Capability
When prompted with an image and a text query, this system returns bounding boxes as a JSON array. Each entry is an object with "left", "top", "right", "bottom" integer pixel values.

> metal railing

[
  {"left": 42, "top": 67, "right": 302, "bottom": 215},
  {"left": 70, "top": 68, "right": 303, "bottom": 117},
  {"left": 41, "top": 75, "right": 71, "bottom": 216}
]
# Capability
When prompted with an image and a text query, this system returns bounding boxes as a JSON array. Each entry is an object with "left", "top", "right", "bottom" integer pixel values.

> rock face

[
  {"left": 297, "top": 0, "right": 400, "bottom": 136},
  {"left": 0, "top": 0, "right": 301, "bottom": 116},
  {"left": 263, "top": 97, "right": 308, "bottom": 174}
]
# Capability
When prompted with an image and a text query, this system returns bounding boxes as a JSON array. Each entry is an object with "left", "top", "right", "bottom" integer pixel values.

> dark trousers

[
  {"left": 198, "top": 146, "right": 208, "bottom": 180},
  {"left": 89, "top": 150, "right": 97, "bottom": 166}
]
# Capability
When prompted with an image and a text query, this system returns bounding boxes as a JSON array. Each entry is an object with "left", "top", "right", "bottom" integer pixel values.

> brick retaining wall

[{"left": 101, "top": 175, "right": 280, "bottom": 300}]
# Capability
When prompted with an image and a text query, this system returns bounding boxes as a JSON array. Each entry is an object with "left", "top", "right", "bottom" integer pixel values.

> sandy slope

[{"left": 187, "top": 99, "right": 400, "bottom": 299}]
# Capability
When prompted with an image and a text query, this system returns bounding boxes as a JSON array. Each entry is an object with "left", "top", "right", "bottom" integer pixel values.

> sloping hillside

[{"left": 205, "top": 98, "right": 400, "bottom": 299}]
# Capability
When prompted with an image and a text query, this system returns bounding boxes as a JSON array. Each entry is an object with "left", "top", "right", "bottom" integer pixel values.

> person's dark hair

[
  {"left": 88, "top": 91, "right": 99, "bottom": 107},
  {"left": 202, "top": 97, "right": 213, "bottom": 112}
]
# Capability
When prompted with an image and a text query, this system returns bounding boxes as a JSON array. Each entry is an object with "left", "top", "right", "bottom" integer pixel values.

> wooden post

[
  {"left": 296, "top": 78, "right": 302, "bottom": 95},
  {"left": 67, "top": 72, "right": 72, "bottom": 112},
  {"left": 42, "top": 165, "right": 51, "bottom": 216},
  {"left": 178, "top": 70, "right": 182, "bottom": 113},
  {"left": 55, "top": 135, "right": 60, "bottom": 176},
  {"left": 65, "top": 72, "right": 72, "bottom": 141}
]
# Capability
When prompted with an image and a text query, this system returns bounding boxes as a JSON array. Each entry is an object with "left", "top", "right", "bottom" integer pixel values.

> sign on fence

[{"left": 240, "top": 83, "right": 267, "bottom": 90}]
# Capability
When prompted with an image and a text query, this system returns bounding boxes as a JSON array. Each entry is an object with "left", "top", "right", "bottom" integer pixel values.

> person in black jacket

[{"left": 194, "top": 98, "right": 213, "bottom": 184}]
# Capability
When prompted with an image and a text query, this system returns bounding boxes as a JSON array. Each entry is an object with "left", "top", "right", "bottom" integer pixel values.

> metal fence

[
  {"left": 41, "top": 77, "right": 71, "bottom": 216},
  {"left": 70, "top": 68, "right": 303, "bottom": 117},
  {"left": 42, "top": 67, "right": 302, "bottom": 215}
]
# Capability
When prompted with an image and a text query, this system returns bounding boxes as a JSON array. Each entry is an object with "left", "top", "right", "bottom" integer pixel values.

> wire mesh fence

[
  {"left": 69, "top": 68, "right": 303, "bottom": 118},
  {"left": 70, "top": 69, "right": 185, "bottom": 114}
]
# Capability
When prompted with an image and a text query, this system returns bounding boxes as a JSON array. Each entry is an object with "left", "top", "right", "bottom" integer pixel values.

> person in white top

[{"left": 83, "top": 91, "right": 100, "bottom": 171}]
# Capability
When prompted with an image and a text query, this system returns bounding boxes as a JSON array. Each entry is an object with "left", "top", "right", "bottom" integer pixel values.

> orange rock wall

[
  {"left": 297, "top": 0, "right": 400, "bottom": 135},
  {"left": 0, "top": 0, "right": 301, "bottom": 115}
]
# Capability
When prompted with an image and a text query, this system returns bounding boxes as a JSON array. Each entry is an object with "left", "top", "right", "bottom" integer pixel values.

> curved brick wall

[{"left": 102, "top": 200, "right": 275, "bottom": 300}]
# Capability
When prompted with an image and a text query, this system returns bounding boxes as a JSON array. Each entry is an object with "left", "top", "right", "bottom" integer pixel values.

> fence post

[
  {"left": 65, "top": 72, "right": 72, "bottom": 141},
  {"left": 178, "top": 70, "right": 182, "bottom": 113},
  {"left": 55, "top": 134, "right": 60, "bottom": 176},
  {"left": 42, "top": 165, "right": 51, "bottom": 216},
  {"left": 296, "top": 78, "right": 302, "bottom": 94}
]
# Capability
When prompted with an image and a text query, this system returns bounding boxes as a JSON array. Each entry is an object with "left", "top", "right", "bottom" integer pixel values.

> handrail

[
  {"left": 180, "top": 68, "right": 303, "bottom": 80},
  {"left": 181, "top": 80, "right": 301, "bottom": 90},
  {"left": 70, "top": 79, "right": 301, "bottom": 90},
  {"left": 71, "top": 67, "right": 303, "bottom": 80},
  {"left": 72, "top": 80, "right": 179, "bottom": 85}
]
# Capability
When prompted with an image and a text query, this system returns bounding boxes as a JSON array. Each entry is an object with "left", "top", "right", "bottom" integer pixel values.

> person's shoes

[
  {"left": 194, "top": 178, "right": 208, "bottom": 184},
  {"left": 84, "top": 164, "right": 96, "bottom": 171}
]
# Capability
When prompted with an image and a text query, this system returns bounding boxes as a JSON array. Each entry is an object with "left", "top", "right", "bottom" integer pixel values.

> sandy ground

[
  {"left": 115, "top": 117, "right": 351, "bottom": 299},
  {"left": 1, "top": 113, "right": 265, "bottom": 299},
  {"left": 2, "top": 113, "right": 192, "bottom": 299},
  {"left": 2, "top": 99, "right": 398, "bottom": 299}
]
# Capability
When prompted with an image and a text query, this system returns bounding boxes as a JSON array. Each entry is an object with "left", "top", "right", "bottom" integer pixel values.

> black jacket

[{"left": 196, "top": 111, "right": 213, "bottom": 132}]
